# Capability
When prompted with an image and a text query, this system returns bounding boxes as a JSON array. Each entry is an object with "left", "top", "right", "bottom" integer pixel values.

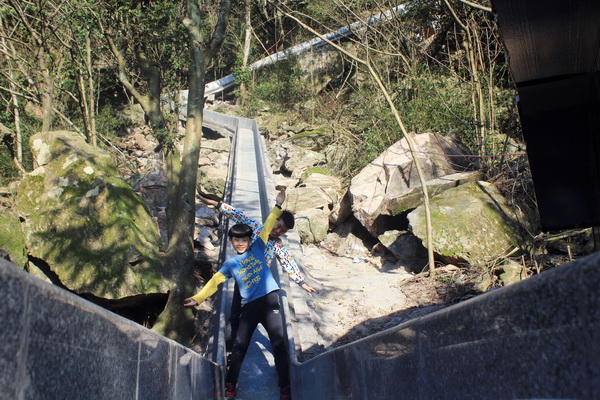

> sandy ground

[{"left": 284, "top": 237, "right": 459, "bottom": 360}]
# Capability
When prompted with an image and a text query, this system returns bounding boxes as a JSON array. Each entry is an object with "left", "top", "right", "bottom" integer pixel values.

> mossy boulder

[
  {"left": 288, "top": 128, "right": 331, "bottom": 151},
  {"left": 295, "top": 208, "right": 329, "bottom": 244},
  {"left": 300, "top": 167, "right": 332, "bottom": 181},
  {"left": 407, "top": 181, "right": 531, "bottom": 265},
  {"left": 349, "top": 132, "right": 475, "bottom": 236},
  {"left": 282, "top": 145, "right": 326, "bottom": 179},
  {"left": 15, "top": 131, "right": 166, "bottom": 299},
  {"left": 0, "top": 210, "right": 28, "bottom": 268}
]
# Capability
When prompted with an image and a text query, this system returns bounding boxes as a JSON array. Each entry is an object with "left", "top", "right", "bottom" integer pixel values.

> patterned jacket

[{"left": 219, "top": 202, "right": 306, "bottom": 286}]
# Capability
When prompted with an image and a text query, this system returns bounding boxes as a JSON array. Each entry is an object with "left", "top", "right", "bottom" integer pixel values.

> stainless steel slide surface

[
  {"left": 1, "top": 109, "right": 599, "bottom": 399},
  {"left": 207, "top": 109, "right": 600, "bottom": 400}
]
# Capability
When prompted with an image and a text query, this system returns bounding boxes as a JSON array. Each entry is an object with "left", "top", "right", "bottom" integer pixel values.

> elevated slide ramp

[{"left": 2, "top": 109, "right": 600, "bottom": 399}]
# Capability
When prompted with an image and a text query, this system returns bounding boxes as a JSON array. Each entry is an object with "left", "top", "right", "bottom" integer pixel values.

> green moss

[
  {"left": 409, "top": 181, "right": 526, "bottom": 263},
  {"left": 289, "top": 128, "right": 326, "bottom": 141},
  {"left": 300, "top": 167, "right": 332, "bottom": 181},
  {"left": 0, "top": 212, "right": 28, "bottom": 268},
  {"left": 17, "top": 131, "right": 164, "bottom": 298},
  {"left": 15, "top": 174, "right": 45, "bottom": 214}
]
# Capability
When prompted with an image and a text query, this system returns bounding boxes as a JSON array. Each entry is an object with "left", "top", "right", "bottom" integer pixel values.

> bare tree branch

[
  {"left": 277, "top": 4, "right": 437, "bottom": 274},
  {"left": 458, "top": 0, "right": 492, "bottom": 13}
]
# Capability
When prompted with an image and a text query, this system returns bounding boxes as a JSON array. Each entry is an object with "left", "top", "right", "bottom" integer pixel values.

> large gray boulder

[
  {"left": 288, "top": 128, "right": 332, "bottom": 152},
  {"left": 282, "top": 145, "right": 326, "bottom": 179},
  {"left": 197, "top": 138, "right": 230, "bottom": 198},
  {"left": 15, "top": 131, "right": 167, "bottom": 299},
  {"left": 283, "top": 171, "right": 344, "bottom": 243},
  {"left": 378, "top": 230, "right": 428, "bottom": 272},
  {"left": 283, "top": 186, "right": 332, "bottom": 244},
  {"left": 407, "top": 181, "right": 531, "bottom": 265},
  {"left": 284, "top": 186, "right": 333, "bottom": 214},
  {"left": 294, "top": 208, "right": 329, "bottom": 243},
  {"left": 349, "top": 132, "right": 475, "bottom": 236},
  {"left": 297, "top": 45, "right": 347, "bottom": 94}
]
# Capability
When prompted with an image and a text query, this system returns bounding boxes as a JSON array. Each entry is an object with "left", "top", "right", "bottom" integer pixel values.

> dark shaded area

[
  {"left": 372, "top": 210, "right": 410, "bottom": 236},
  {"left": 29, "top": 255, "right": 167, "bottom": 327},
  {"left": 201, "top": 125, "right": 225, "bottom": 140},
  {"left": 491, "top": 0, "right": 600, "bottom": 230},
  {"left": 80, "top": 292, "right": 168, "bottom": 328}
]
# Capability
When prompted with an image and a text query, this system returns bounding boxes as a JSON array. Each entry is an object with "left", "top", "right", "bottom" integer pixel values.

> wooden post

[{"left": 593, "top": 227, "right": 600, "bottom": 252}]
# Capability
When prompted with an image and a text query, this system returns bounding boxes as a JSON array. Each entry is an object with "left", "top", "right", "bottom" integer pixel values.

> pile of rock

[{"left": 259, "top": 126, "right": 532, "bottom": 275}]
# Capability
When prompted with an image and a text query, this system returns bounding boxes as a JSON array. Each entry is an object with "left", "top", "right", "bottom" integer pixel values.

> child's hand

[
  {"left": 195, "top": 193, "right": 218, "bottom": 207},
  {"left": 183, "top": 297, "right": 199, "bottom": 307},
  {"left": 301, "top": 283, "right": 317, "bottom": 293},
  {"left": 275, "top": 187, "right": 286, "bottom": 206}
]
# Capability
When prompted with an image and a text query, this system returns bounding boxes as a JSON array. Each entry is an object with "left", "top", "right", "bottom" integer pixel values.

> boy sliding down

[
  {"left": 195, "top": 192, "right": 316, "bottom": 347},
  {"left": 184, "top": 190, "right": 292, "bottom": 400},
  {"left": 195, "top": 193, "right": 316, "bottom": 294}
]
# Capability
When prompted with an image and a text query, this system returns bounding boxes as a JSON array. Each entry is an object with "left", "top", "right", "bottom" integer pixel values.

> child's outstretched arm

[
  {"left": 183, "top": 272, "right": 227, "bottom": 307},
  {"left": 274, "top": 243, "right": 317, "bottom": 292},
  {"left": 259, "top": 189, "right": 285, "bottom": 243},
  {"left": 196, "top": 193, "right": 262, "bottom": 240}
]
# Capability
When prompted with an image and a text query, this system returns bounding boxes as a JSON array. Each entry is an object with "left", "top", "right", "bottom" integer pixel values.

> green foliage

[
  {"left": 96, "top": 104, "right": 131, "bottom": 139},
  {"left": 233, "top": 53, "right": 252, "bottom": 88},
  {"left": 397, "top": 74, "right": 475, "bottom": 134},
  {"left": 250, "top": 56, "right": 308, "bottom": 108}
]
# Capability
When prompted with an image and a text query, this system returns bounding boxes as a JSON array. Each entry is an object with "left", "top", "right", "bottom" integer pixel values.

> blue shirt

[{"left": 218, "top": 237, "right": 279, "bottom": 304}]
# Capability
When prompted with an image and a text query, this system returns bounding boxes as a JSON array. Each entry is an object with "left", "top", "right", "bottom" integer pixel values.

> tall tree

[
  {"left": 93, "top": 0, "right": 232, "bottom": 343},
  {"left": 4, "top": 0, "right": 68, "bottom": 132},
  {"left": 0, "top": 0, "right": 102, "bottom": 142},
  {"left": 152, "top": 0, "right": 232, "bottom": 344}
]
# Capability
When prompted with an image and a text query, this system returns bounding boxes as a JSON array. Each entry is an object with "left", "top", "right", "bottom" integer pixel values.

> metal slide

[
  {"left": 203, "top": 108, "right": 600, "bottom": 400},
  {"left": 201, "top": 4, "right": 410, "bottom": 98},
  {"left": 202, "top": 110, "right": 288, "bottom": 399}
]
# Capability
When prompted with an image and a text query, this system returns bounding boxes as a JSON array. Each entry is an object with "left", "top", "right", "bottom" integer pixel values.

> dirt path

[{"left": 287, "top": 240, "right": 457, "bottom": 359}]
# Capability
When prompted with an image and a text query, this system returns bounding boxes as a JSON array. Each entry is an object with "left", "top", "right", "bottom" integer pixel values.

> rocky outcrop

[
  {"left": 283, "top": 171, "right": 343, "bottom": 243},
  {"left": 197, "top": 137, "right": 231, "bottom": 197},
  {"left": 378, "top": 230, "right": 428, "bottom": 272},
  {"left": 294, "top": 208, "right": 330, "bottom": 243},
  {"left": 15, "top": 131, "right": 167, "bottom": 299},
  {"left": 349, "top": 132, "right": 475, "bottom": 236},
  {"left": 268, "top": 127, "right": 333, "bottom": 181},
  {"left": 297, "top": 45, "right": 348, "bottom": 94},
  {"left": 407, "top": 181, "right": 530, "bottom": 265},
  {"left": 282, "top": 145, "right": 326, "bottom": 179}
]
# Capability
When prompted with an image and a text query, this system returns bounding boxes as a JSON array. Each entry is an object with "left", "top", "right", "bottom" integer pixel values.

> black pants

[
  {"left": 225, "top": 291, "right": 290, "bottom": 387},
  {"left": 228, "top": 283, "right": 242, "bottom": 345}
]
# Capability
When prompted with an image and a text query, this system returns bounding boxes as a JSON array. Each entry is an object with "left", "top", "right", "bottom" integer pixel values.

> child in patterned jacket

[
  {"left": 185, "top": 189, "right": 294, "bottom": 399},
  {"left": 195, "top": 191, "right": 317, "bottom": 345}
]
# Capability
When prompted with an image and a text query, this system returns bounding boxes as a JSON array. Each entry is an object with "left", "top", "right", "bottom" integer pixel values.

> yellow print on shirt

[
  {"left": 245, "top": 275, "right": 262, "bottom": 289},
  {"left": 237, "top": 255, "right": 264, "bottom": 289}
]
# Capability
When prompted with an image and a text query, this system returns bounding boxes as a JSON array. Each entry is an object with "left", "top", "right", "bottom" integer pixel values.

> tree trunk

[
  {"left": 1, "top": 28, "right": 24, "bottom": 165},
  {"left": 86, "top": 34, "right": 97, "bottom": 146},
  {"left": 239, "top": 0, "right": 252, "bottom": 104},
  {"left": 152, "top": 0, "right": 232, "bottom": 346}
]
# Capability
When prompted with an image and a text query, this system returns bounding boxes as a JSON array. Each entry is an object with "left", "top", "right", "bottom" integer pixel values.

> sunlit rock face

[
  {"left": 408, "top": 181, "right": 531, "bottom": 266},
  {"left": 349, "top": 132, "right": 475, "bottom": 237},
  {"left": 16, "top": 131, "right": 166, "bottom": 299}
]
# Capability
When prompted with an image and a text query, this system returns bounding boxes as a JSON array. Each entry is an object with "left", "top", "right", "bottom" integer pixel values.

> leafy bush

[
  {"left": 249, "top": 56, "right": 308, "bottom": 108},
  {"left": 96, "top": 103, "right": 131, "bottom": 139}
]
